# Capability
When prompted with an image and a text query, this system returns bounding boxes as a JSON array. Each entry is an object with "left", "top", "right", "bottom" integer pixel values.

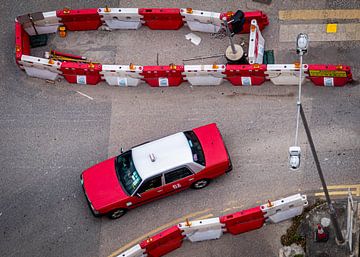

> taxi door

[
  {"left": 162, "top": 167, "right": 195, "bottom": 196},
  {"left": 130, "top": 174, "right": 165, "bottom": 207}
]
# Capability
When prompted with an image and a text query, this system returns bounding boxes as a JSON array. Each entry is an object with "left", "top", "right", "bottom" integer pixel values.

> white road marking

[
  {"left": 76, "top": 91, "right": 94, "bottom": 100},
  {"left": 280, "top": 23, "right": 360, "bottom": 42}
]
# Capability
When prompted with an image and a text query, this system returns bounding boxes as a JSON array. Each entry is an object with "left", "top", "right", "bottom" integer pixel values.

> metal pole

[
  {"left": 294, "top": 54, "right": 303, "bottom": 146},
  {"left": 299, "top": 104, "right": 345, "bottom": 243},
  {"left": 222, "top": 17, "right": 237, "bottom": 54}
]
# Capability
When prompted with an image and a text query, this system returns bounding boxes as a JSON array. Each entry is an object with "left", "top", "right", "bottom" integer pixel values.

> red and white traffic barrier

[
  {"left": 307, "top": 64, "right": 352, "bottom": 87},
  {"left": 19, "top": 55, "right": 62, "bottom": 81},
  {"left": 100, "top": 64, "right": 143, "bottom": 86},
  {"left": 56, "top": 8, "right": 102, "bottom": 31},
  {"left": 141, "top": 65, "right": 184, "bottom": 87},
  {"left": 17, "top": 11, "right": 62, "bottom": 36},
  {"left": 139, "top": 8, "right": 184, "bottom": 30},
  {"left": 139, "top": 225, "right": 184, "bottom": 257},
  {"left": 15, "top": 21, "right": 31, "bottom": 65},
  {"left": 179, "top": 217, "right": 224, "bottom": 242},
  {"left": 180, "top": 8, "right": 222, "bottom": 33},
  {"left": 220, "top": 207, "right": 265, "bottom": 235},
  {"left": 183, "top": 64, "right": 226, "bottom": 86},
  {"left": 98, "top": 8, "right": 142, "bottom": 30},
  {"left": 60, "top": 62, "right": 102, "bottom": 85},
  {"left": 248, "top": 19, "right": 265, "bottom": 65},
  {"left": 260, "top": 194, "right": 308, "bottom": 224},
  {"left": 265, "top": 64, "right": 308, "bottom": 86},
  {"left": 116, "top": 194, "right": 307, "bottom": 257},
  {"left": 15, "top": 7, "right": 353, "bottom": 88},
  {"left": 224, "top": 64, "right": 267, "bottom": 86}
]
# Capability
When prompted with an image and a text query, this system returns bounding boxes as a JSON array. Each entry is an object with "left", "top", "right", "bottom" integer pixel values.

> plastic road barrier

[
  {"left": 56, "top": 8, "right": 102, "bottom": 31},
  {"left": 141, "top": 65, "right": 184, "bottom": 87},
  {"left": 15, "top": 7, "right": 353, "bottom": 88},
  {"left": 265, "top": 64, "right": 308, "bottom": 86},
  {"left": 179, "top": 217, "right": 224, "bottom": 242},
  {"left": 101, "top": 65, "right": 144, "bottom": 86},
  {"left": 224, "top": 64, "right": 267, "bottom": 86},
  {"left": 15, "top": 21, "right": 31, "bottom": 65},
  {"left": 16, "top": 11, "right": 62, "bottom": 36},
  {"left": 180, "top": 8, "right": 222, "bottom": 33},
  {"left": 243, "top": 11, "right": 269, "bottom": 32},
  {"left": 115, "top": 244, "right": 145, "bottom": 257},
  {"left": 116, "top": 194, "right": 308, "bottom": 257},
  {"left": 19, "top": 55, "right": 62, "bottom": 81},
  {"left": 139, "top": 225, "right": 184, "bottom": 257},
  {"left": 248, "top": 19, "right": 265, "bottom": 65},
  {"left": 183, "top": 64, "right": 226, "bottom": 86},
  {"left": 307, "top": 64, "right": 353, "bottom": 87},
  {"left": 260, "top": 194, "right": 308, "bottom": 224},
  {"left": 139, "top": 8, "right": 184, "bottom": 30},
  {"left": 98, "top": 8, "right": 142, "bottom": 30},
  {"left": 220, "top": 207, "right": 265, "bottom": 235},
  {"left": 60, "top": 62, "right": 102, "bottom": 85}
]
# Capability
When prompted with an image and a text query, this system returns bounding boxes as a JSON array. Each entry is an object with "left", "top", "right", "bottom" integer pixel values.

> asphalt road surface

[{"left": 0, "top": 1, "right": 359, "bottom": 257}]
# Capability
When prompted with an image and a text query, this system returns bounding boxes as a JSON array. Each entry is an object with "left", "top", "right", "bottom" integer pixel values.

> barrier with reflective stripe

[
  {"left": 139, "top": 8, "right": 184, "bottom": 30},
  {"left": 101, "top": 64, "right": 143, "bottom": 86},
  {"left": 141, "top": 65, "right": 184, "bottom": 87},
  {"left": 307, "top": 64, "right": 352, "bottom": 87},
  {"left": 19, "top": 55, "right": 62, "bottom": 81},
  {"left": 224, "top": 64, "right": 267, "bottom": 86},
  {"left": 98, "top": 8, "right": 142, "bottom": 30},
  {"left": 60, "top": 62, "right": 102, "bottom": 85},
  {"left": 183, "top": 64, "right": 226, "bottom": 86},
  {"left": 56, "top": 8, "right": 102, "bottom": 31}
]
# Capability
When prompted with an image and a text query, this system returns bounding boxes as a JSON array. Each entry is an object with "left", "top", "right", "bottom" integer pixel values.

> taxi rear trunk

[{"left": 192, "top": 123, "right": 230, "bottom": 174}]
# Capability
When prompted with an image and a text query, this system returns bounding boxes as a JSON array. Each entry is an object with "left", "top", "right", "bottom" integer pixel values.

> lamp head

[{"left": 296, "top": 33, "right": 309, "bottom": 55}]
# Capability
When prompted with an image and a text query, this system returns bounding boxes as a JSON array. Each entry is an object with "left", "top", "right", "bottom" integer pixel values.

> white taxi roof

[{"left": 131, "top": 132, "right": 193, "bottom": 179}]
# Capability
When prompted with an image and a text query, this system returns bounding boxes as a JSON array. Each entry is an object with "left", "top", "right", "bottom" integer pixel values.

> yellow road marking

[
  {"left": 315, "top": 190, "right": 357, "bottom": 196},
  {"left": 323, "top": 184, "right": 360, "bottom": 190},
  {"left": 196, "top": 213, "right": 214, "bottom": 220},
  {"left": 279, "top": 9, "right": 360, "bottom": 20},
  {"left": 108, "top": 208, "right": 211, "bottom": 257},
  {"left": 315, "top": 184, "right": 360, "bottom": 197},
  {"left": 220, "top": 208, "right": 232, "bottom": 213}
]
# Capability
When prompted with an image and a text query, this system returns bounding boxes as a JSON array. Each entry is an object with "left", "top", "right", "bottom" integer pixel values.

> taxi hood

[{"left": 81, "top": 157, "right": 128, "bottom": 211}]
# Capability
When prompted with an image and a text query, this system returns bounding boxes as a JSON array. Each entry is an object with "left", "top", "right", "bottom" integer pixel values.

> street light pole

[
  {"left": 299, "top": 104, "right": 345, "bottom": 243},
  {"left": 291, "top": 33, "right": 345, "bottom": 244}
]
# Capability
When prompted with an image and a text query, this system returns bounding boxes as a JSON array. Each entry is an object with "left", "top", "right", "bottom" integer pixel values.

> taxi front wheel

[
  {"left": 191, "top": 179, "right": 210, "bottom": 189},
  {"left": 108, "top": 208, "right": 127, "bottom": 219}
]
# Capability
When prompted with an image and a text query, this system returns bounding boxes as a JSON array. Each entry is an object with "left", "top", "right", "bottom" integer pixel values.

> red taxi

[{"left": 81, "top": 123, "right": 232, "bottom": 219}]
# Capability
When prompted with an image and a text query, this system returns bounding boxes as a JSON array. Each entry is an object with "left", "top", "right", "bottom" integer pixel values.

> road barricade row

[
  {"left": 18, "top": 59, "right": 353, "bottom": 88},
  {"left": 115, "top": 194, "right": 307, "bottom": 257}
]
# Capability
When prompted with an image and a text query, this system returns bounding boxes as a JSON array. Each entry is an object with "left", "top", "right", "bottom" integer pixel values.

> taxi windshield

[{"left": 115, "top": 151, "right": 142, "bottom": 195}]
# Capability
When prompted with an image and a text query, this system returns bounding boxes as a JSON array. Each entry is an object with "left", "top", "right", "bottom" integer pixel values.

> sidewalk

[{"left": 280, "top": 197, "right": 360, "bottom": 257}]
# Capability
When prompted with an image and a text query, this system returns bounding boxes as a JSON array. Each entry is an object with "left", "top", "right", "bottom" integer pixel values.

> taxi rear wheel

[
  {"left": 191, "top": 179, "right": 210, "bottom": 189},
  {"left": 108, "top": 208, "right": 127, "bottom": 219}
]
